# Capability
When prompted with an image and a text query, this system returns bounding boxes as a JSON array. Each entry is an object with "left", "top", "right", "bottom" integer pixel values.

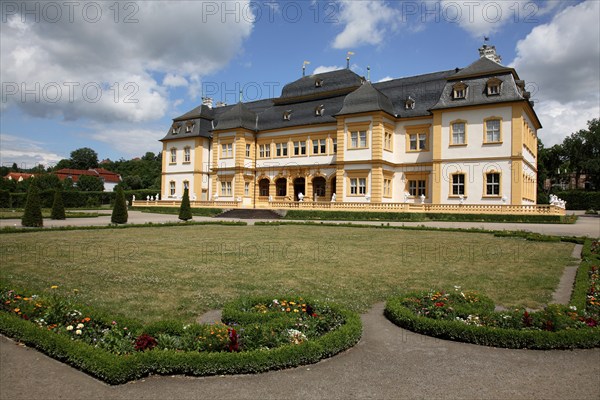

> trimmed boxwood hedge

[
  {"left": 384, "top": 239, "right": 600, "bottom": 350},
  {"left": 0, "top": 295, "right": 361, "bottom": 385},
  {"left": 283, "top": 210, "right": 573, "bottom": 224},
  {"left": 554, "top": 190, "right": 600, "bottom": 210}
]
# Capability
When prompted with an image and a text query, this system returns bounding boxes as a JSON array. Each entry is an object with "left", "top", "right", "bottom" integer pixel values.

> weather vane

[
  {"left": 302, "top": 60, "right": 310, "bottom": 77},
  {"left": 346, "top": 51, "right": 354, "bottom": 69}
]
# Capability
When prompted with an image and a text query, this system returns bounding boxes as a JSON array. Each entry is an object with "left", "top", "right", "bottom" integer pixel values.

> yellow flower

[
  {"left": 13, "top": 308, "right": 20, "bottom": 313},
  {"left": 50, "top": 285, "right": 58, "bottom": 290},
  {"left": 293, "top": 309, "right": 299, "bottom": 313}
]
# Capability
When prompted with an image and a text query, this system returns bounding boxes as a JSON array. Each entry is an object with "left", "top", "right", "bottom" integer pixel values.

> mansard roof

[
  {"left": 337, "top": 81, "right": 395, "bottom": 117},
  {"left": 162, "top": 55, "right": 540, "bottom": 140}
]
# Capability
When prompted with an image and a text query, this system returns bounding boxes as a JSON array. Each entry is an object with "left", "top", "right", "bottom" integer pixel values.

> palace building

[{"left": 159, "top": 45, "right": 545, "bottom": 212}]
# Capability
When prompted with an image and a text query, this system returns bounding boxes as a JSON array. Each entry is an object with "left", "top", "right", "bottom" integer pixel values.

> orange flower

[
  {"left": 285, "top": 307, "right": 290, "bottom": 312},
  {"left": 13, "top": 308, "right": 20, "bottom": 313},
  {"left": 82, "top": 317, "right": 91, "bottom": 322}
]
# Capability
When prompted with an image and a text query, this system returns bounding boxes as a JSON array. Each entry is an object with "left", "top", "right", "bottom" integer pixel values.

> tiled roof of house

[
  {"left": 54, "top": 168, "right": 122, "bottom": 183},
  {"left": 337, "top": 81, "right": 395, "bottom": 117},
  {"left": 4, "top": 172, "right": 34, "bottom": 181}
]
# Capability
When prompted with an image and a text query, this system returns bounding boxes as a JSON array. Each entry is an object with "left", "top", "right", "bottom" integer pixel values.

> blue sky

[{"left": 1, "top": 0, "right": 598, "bottom": 169}]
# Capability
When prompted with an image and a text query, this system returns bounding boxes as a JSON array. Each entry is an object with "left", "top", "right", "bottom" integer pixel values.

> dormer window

[
  {"left": 315, "top": 104, "right": 325, "bottom": 116},
  {"left": 283, "top": 110, "right": 292, "bottom": 121},
  {"left": 185, "top": 122, "right": 194, "bottom": 133},
  {"left": 315, "top": 79, "right": 323, "bottom": 88},
  {"left": 452, "top": 82, "right": 467, "bottom": 100},
  {"left": 171, "top": 124, "right": 181, "bottom": 134},
  {"left": 404, "top": 96, "right": 415, "bottom": 110},
  {"left": 486, "top": 78, "right": 502, "bottom": 96}
]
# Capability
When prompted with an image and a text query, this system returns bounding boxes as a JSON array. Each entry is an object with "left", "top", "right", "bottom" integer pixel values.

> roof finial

[
  {"left": 302, "top": 60, "right": 310, "bottom": 77},
  {"left": 367, "top": 66, "right": 371, "bottom": 82},
  {"left": 346, "top": 51, "right": 354, "bottom": 69},
  {"left": 239, "top": 89, "right": 243, "bottom": 103}
]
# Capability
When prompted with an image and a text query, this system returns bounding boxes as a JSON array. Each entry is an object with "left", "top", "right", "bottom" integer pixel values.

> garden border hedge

[
  {"left": 282, "top": 209, "right": 575, "bottom": 224},
  {"left": 0, "top": 295, "right": 362, "bottom": 385},
  {"left": 384, "top": 239, "right": 599, "bottom": 350}
]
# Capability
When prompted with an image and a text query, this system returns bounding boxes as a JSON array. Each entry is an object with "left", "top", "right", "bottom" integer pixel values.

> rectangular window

[
  {"left": 452, "top": 123, "right": 466, "bottom": 145},
  {"left": 486, "top": 173, "right": 500, "bottom": 196},
  {"left": 184, "top": 147, "right": 190, "bottom": 163},
  {"left": 486, "top": 119, "right": 501, "bottom": 143},
  {"left": 350, "top": 177, "right": 367, "bottom": 195},
  {"left": 384, "top": 132, "right": 393, "bottom": 151},
  {"left": 350, "top": 131, "right": 367, "bottom": 148},
  {"left": 259, "top": 144, "right": 271, "bottom": 158},
  {"left": 313, "top": 139, "right": 327, "bottom": 155},
  {"left": 383, "top": 178, "right": 392, "bottom": 197},
  {"left": 246, "top": 144, "right": 251, "bottom": 157},
  {"left": 169, "top": 181, "right": 175, "bottom": 196},
  {"left": 332, "top": 138, "right": 337, "bottom": 153},
  {"left": 293, "top": 141, "right": 306, "bottom": 156},
  {"left": 275, "top": 143, "right": 288, "bottom": 157},
  {"left": 408, "top": 180, "right": 426, "bottom": 196},
  {"left": 221, "top": 143, "right": 233, "bottom": 158},
  {"left": 183, "top": 181, "right": 189, "bottom": 191},
  {"left": 452, "top": 174, "right": 465, "bottom": 196},
  {"left": 220, "top": 181, "right": 232, "bottom": 196},
  {"left": 244, "top": 182, "right": 250, "bottom": 196},
  {"left": 408, "top": 133, "right": 427, "bottom": 151},
  {"left": 170, "top": 148, "right": 177, "bottom": 163}
]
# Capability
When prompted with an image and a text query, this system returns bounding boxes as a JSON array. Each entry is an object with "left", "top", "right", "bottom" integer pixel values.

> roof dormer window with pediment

[
  {"left": 452, "top": 82, "right": 467, "bottom": 100},
  {"left": 171, "top": 123, "right": 181, "bottom": 134},
  {"left": 486, "top": 77, "right": 502, "bottom": 96},
  {"left": 405, "top": 96, "right": 415, "bottom": 110},
  {"left": 185, "top": 121, "right": 194, "bottom": 133}
]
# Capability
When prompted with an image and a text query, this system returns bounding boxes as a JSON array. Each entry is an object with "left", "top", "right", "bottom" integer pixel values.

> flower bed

[
  {"left": 0, "top": 287, "right": 361, "bottom": 384},
  {"left": 384, "top": 266, "right": 600, "bottom": 349}
]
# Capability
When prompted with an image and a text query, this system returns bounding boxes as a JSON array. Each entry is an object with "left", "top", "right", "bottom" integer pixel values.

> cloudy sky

[{"left": 1, "top": 0, "right": 598, "bottom": 168}]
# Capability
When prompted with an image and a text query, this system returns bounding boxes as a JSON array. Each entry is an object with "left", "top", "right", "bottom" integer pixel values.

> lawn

[
  {"left": 0, "top": 225, "right": 575, "bottom": 324},
  {"left": 0, "top": 209, "right": 108, "bottom": 219}
]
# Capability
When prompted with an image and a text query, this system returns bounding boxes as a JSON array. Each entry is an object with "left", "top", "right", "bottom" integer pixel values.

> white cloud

[
  {"left": 90, "top": 128, "right": 165, "bottom": 158},
  {"left": 332, "top": 1, "right": 399, "bottom": 49},
  {"left": 0, "top": 1, "right": 254, "bottom": 124},
  {"left": 509, "top": 1, "right": 600, "bottom": 145},
  {"left": 0, "top": 134, "right": 65, "bottom": 169},
  {"left": 313, "top": 65, "right": 344, "bottom": 74},
  {"left": 439, "top": 0, "right": 562, "bottom": 38},
  {"left": 163, "top": 74, "right": 189, "bottom": 88}
]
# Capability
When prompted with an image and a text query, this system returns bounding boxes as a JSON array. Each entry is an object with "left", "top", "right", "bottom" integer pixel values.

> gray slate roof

[
  {"left": 161, "top": 58, "right": 538, "bottom": 141},
  {"left": 449, "top": 57, "right": 516, "bottom": 80},
  {"left": 212, "top": 102, "right": 257, "bottom": 131},
  {"left": 431, "top": 73, "right": 525, "bottom": 110},
  {"left": 337, "top": 81, "right": 395, "bottom": 117}
]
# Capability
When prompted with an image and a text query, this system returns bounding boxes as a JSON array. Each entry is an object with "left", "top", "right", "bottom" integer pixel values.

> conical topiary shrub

[
  {"left": 111, "top": 186, "right": 128, "bottom": 224},
  {"left": 179, "top": 188, "right": 192, "bottom": 221},
  {"left": 22, "top": 184, "right": 43, "bottom": 227},
  {"left": 50, "top": 188, "right": 66, "bottom": 220}
]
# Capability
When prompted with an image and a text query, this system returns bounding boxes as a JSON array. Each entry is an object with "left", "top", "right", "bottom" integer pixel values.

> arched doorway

[
  {"left": 275, "top": 178, "right": 287, "bottom": 197},
  {"left": 313, "top": 176, "right": 326, "bottom": 199},
  {"left": 259, "top": 178, "right": 270, "bottom": 196},
  {"left": 330, "top": 175, "right": 337, "bottom": 199},
  {"left": 293, "top": 177, "right": 305, "bottom": 201}
]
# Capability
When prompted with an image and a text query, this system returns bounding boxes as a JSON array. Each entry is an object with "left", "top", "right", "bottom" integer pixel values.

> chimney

[
  {"left": 478, "top": 44, "right": 502, "bottom": 64},
  {"left": 202, "top": 97, "right": 213, "bottom": 108},
  {"left": 215, "top": 101, "right": 227, "bottom": 108}
]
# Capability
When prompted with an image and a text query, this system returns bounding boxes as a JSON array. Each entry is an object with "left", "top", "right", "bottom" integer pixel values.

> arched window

[
  {"left": 259, "top": 179, "right": 270, "bottom": 196},
  {"left": 276, "top": 178, "right": 287, "bottom": 196}
]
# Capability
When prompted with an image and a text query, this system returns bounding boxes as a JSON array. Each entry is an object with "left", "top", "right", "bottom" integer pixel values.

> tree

[
  {"left": 53, "top": 159, "right": 72, "bottom": 171},
  {"left": 35, "top": 174, "right": 61, "bottom": 191},
  {"left": 21, "top": 184, "right": 43, "bottom": 227},
  {"left": 111, "top": 186, "right": 128, "bottom": 224},
  {"left": 77, "top": 175, "right": 104, "bottom": 191},
  {"left": 70, "top": 147, "right": 99, "bottom": 170},
  {"left": 179, "top": 188, "right": 192, "bottom": 221},
  {"left": 62, "top": 177, "right": 75, "bottom": 191},
  {"left": 50, "top": 188, "right": 66, "bottom": 220}
]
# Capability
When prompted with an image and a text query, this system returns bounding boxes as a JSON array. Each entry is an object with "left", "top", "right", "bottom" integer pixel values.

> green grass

[
  {"left": 0, "top": 209, "right": 107, "bottom": 219},
  {"left": 0, "top": 225, "right": 574, "bottom": 324}
]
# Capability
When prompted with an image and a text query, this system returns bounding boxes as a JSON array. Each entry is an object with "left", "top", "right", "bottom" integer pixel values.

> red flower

[
  {"left": 585, "top": 317, "right": 597, "bottom": 327},
  {"left": 434, "top": 302, "right": 445, "bottom": 307},
  {"left": 228, "top": 328, "right": 239, "bottom": 352}
]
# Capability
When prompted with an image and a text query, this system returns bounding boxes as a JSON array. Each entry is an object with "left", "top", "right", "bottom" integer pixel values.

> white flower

[
  {"left": 66, "top": 325, "right": 73, "bottom": 331},
  {"left": 569, "top": 306, "right": 577, "bottom": 311},
  {"left": 76, "top": 323, "right": 84, "bottom": 329},
  {"left": 75, "top": 330, "right": 82, "bottom": 335}
]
